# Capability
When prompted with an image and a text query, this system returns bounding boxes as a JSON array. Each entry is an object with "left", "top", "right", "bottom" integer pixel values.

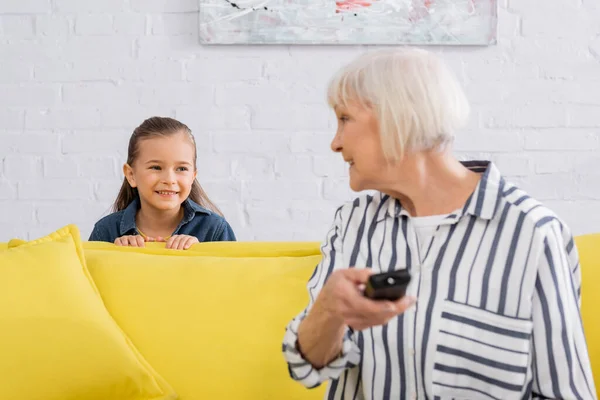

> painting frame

[{"left": 199, "top": 0, "right": 498, "bottom": 45}]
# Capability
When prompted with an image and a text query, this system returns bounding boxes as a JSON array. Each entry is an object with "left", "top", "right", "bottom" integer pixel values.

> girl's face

[{"left": 124, "top": 131, "right": 197, "bottom": 213}]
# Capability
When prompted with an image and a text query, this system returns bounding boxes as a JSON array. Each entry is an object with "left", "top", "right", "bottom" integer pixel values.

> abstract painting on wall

[{"left": 199, "top": 0, "right": 497, "bottom": 45}]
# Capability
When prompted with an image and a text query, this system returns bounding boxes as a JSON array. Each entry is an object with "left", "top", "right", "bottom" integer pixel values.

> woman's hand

[
  {"left": 165, "top": 235, "right": 199, "bottom": 250},
  {"left": 114, "top": 235, "right": 146, "bottom": 247},
  {"left": 296, "top": 268, "right": 416, "bottom": 368},
  {"left": 315, "top": 268, "right": 416, "bottom": 331}
]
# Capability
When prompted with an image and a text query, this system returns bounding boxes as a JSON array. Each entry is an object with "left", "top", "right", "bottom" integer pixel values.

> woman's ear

[{"left": 123, "top": 163, "right": 137, "bottom": 188}]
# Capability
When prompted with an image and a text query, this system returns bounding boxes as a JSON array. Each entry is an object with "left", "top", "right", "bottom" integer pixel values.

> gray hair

[{"left": 327, "top": 48, "right": 470, "bottom": 161}]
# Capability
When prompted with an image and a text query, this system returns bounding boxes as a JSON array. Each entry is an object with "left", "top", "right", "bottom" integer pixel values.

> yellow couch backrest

[
  {"left": 575, "top": 234, "right": 600, "bottom": 394},
  {"left": 83, "top": 241, "right": 327, "bottom": 400},
  {"left": 1, "top": 237, "right": 598, "bottom": 397}
]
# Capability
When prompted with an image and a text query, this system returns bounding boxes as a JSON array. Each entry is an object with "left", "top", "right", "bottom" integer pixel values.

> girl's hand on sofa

[
  {"left": 114, "top": 235, "right": 146, "bottom": 247},
  {"left": 166, "top": 235, "right": 199, "bottom": 250}
]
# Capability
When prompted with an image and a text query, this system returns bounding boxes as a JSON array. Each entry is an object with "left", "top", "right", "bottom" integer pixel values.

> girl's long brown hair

[{"left": 112, "top": 116, "right": 223, "bottom": 216}]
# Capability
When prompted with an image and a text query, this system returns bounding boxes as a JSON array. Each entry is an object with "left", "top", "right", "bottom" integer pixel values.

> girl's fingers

[
  {"left": 166, "top": 236, "right": 178, "bottom": 249},
  {"left": 164, "top": 235, "right": 197, "bottom": 250},
  {"left": 176, "top": 236, "right": 187, "bottom": 250},
  {"left": 115, "top": 235, "right": 146, "bottom": 247},
  {"left": 167, "top": 236, "right": 178, "bottom": 249},
  {"left": 165, "top": 237, "right": 173, "bottom": 249},
  {"left": 184, "top": 236, "right": 198, "bottom": 250}
]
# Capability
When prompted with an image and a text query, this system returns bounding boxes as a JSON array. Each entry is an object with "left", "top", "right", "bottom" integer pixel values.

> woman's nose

[{"left": 331, "top": 132, "right": 343, "bottom": 153}]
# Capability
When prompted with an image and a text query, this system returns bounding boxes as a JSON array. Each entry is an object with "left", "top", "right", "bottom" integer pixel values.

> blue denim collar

[{"left": 118, "top": 196, "right": 211, "bottom": 236}]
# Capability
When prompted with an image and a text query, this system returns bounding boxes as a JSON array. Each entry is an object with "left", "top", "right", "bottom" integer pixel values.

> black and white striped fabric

[{"left": 283, "top": 161, "right": 596, "bottom": 400}]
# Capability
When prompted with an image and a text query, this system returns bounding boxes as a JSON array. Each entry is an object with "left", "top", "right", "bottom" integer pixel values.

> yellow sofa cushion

[
  {"left": 2, "top": 232, "right": 595, "bottom": 398},
  {"left": 84, "top": 241, "right": 326, "bottom": 400},
  {"left": 0, "top": 226, "right": 176, "bottom": 400},
  {"left": 575, "top": 234, "right": 600, "bottom": 393}
]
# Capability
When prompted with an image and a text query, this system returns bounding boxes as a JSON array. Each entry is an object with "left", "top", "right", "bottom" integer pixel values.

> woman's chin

[{"left": 349, "top": 179, "right": 365, "bottom": 192}]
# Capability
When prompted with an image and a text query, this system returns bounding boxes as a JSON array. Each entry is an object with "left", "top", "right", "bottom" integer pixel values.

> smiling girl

[{"left": 89, "top": 116, "right": 235, "bottom": 249}]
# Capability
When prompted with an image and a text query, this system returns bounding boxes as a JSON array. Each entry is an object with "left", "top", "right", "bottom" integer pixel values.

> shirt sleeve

[
  {"left": 213, "top": 219, "right": 236, "bottom": 242},
  {"left": 531, "top": 221, "right": 597, "bottom": 399},
  {"left": 282, "top": 206, "right": 361, "bottom": 389}
]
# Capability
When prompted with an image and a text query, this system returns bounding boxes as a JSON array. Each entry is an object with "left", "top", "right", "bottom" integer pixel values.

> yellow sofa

[
  {"left": 0, "top": 232, "right": 598, "bottom": 399},
  {"left": 0, "top": 230, "right": 327, "bottom": 400}
]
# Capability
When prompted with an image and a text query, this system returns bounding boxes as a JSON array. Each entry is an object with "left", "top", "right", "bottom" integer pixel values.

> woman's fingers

[
  {"left": 393, "top": 296, "right": 417, "bottom": 313},
  {"left": 343, "top": 268, "right": 374, "bottom": 284},
  {"left": 344, "top": 296, "right": 396, "bottom": 324},
  {"left": 353, "top": 297, "right": 416, "bottom": 330},
  {"left": 330, "top": 270, "right": 416, "bottom": 330}
]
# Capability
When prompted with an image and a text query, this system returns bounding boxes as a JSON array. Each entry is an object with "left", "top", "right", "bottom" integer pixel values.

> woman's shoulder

[
  {"left": 338, "top": 191, "right": 388, "bottom": 210},
  {"left": 499, "top": 180, "right": 570, "bottom": 235},
  {"left": 333, "top": 192, "right": 390, "bottom": 226}
]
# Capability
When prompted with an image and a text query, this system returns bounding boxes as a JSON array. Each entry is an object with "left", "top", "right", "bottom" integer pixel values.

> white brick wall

[{"left": 1, "top": 0, "right": 600, "bottom": 241}]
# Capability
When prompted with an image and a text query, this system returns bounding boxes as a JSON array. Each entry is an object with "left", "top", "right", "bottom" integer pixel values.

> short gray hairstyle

[{"left": 327, "top": 48, "right": 470, "bottom": 161}]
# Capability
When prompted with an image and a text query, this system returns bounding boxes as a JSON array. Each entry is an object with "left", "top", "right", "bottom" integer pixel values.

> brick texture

[{"left": 0, "top": 0, "right": 599, "bottom": 241}]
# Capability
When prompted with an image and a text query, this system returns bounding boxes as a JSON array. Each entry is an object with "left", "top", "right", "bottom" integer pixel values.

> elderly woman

[{"left": 282, "top": 49, "right": 596, "bottom": 400}]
